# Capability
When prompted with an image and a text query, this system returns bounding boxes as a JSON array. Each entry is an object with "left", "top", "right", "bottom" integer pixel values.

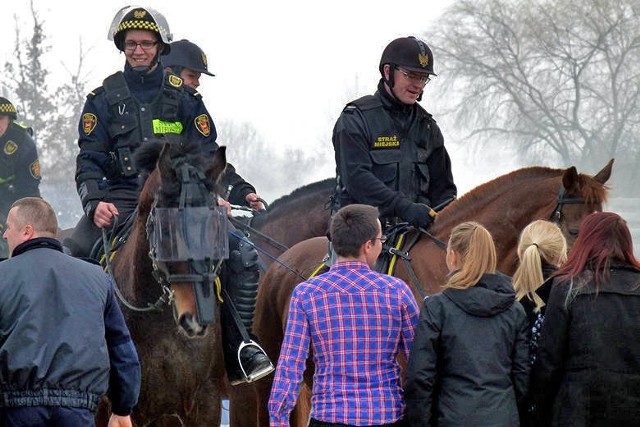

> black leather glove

[{"left": 402, "top": 203, "right": 437, "bottom": 228}]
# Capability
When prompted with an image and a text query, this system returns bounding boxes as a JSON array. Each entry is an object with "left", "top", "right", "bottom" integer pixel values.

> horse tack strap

[
  {"left": 551, "top": 185, "right": 587, "bottom": 223},
  {"left": 386, "top": 230, "right": 428, "bottom": 301}
]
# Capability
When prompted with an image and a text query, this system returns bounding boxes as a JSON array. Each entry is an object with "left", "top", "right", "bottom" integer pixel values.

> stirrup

[{"left": 235, "top": 340, "right": 274, "bottom": 385}]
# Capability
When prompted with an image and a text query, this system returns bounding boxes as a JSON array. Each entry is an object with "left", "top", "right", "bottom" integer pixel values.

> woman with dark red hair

[{"left": 530, "top": 211, "right": 640, "bottom": 426}]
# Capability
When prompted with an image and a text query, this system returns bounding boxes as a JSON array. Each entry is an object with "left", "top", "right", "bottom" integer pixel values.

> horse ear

[
  {"left": 593, "top": 158, "right": 614, "bottom": 184},
  {"left": 208, "top": 146, "right": 227, "bottom": 183},
  {"left": 562, "top": 166, "right": 579, "bottom": 191}
]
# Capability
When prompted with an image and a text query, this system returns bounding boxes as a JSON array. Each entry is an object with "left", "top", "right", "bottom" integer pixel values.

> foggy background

[{"left": 2, "top": 0, "right": 638, "bottom": 256}]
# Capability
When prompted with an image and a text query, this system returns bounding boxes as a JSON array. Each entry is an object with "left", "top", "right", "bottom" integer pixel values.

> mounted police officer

[
  {"left": 332, "top": 36, "right": 457, "bottom": 232},
  {"left": 162, "top": 39, "right": 214, "bottom": 90},
  {"left": 0, "top": 97, "right": 41, "bottom": 258},
  {"left": 65, "top": 6, "right": 272, "bottom": 386},
  {"left": 162, "top": 38, "right": 274, "bottom": 385}
]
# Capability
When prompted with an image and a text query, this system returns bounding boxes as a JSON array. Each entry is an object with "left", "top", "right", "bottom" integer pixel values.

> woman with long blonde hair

[
  {"left": 512, "top": 220, "right": 567, "bottom": 362},
  {"left": 405, "top": 222, "right": 529, "bottom": 426}
]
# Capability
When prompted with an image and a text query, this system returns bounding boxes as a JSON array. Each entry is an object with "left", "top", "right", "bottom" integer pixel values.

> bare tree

[
  {"left": 217, "top": 119, "right": 328, "bottom": 202},
  {"left": 427, "top": 0, "right": 640, "bottom": 192},
  {"left": 3, "top": 1, "right": 88, "bottom": 181}
]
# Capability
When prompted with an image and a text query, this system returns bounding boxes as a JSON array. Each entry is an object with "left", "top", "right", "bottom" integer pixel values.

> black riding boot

[{"left": 221, "top": 234, "right": 274, "bottom": 385}]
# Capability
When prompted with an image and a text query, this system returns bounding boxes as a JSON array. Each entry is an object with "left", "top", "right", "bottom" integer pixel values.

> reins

[{"left": 101, "top": 220, "right": 173, "bottom": 313}]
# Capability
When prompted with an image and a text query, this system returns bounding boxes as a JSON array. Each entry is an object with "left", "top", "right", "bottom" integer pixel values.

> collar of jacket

[
  {"left": 12, "top": 237, "right": 63, "bottom": 258},
  {"left": 123, "top": 61, "right": 164, "bottom": 95}
]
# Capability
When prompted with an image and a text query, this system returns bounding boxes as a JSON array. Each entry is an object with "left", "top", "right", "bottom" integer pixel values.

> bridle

[
  {"left": 550, "top": 184, "right": 589, "bottom": 224},
  {"left": 144, "top": 156, "right": 228, "bottom": 325}
]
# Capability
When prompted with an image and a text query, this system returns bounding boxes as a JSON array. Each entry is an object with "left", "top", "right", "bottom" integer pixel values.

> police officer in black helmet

[
  {"left": 332, "top": 36, "right": 457, "bottom": 231},
  {"left": 163, "top": 39, "right": 215, "bottom": 90},
  {"left": 66, "top": 6, "right": 273, "bottom": 386},
  {"left": 0, "top": 97, "right": 41, "bottom": 258},
  {"left": 162, "top": 38, "right": 275, "bottom": 386}
]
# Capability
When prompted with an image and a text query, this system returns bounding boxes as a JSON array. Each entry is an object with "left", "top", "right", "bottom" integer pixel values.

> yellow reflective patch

[
  {"left": 373, "top": 135, "right": 400, "bottom": 149},
  {"left": 3, "top": 140, "right": 17, "bottom": 155},
  {"left": 152, "top": 119, "right": 184, "bottom": 135}
]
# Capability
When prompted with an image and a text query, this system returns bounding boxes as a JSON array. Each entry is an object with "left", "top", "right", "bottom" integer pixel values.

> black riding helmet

[
  {"left": 0, "top": 97, "right": 17, "bottom": 120},
  {"left": 107, "top": 6, "right": 173, "bottom": 72},
  {"left": 379, "top": 36, "right": 436, "bottom": 102},
  {"left": 163, "top": 39, "right": 215, "bottom": 76}
]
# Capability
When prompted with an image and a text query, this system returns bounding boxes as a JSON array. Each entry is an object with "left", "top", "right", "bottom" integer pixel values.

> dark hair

[
  {"left": 329, "top": 204, "right": 380, "bottom": 258},
  {"left": 555, "top": 211, "right": 640, "bottom": 289}
]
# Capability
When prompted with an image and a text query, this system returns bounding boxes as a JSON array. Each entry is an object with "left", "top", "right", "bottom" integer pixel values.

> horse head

[
  {"left": 136, "top": 140, "right": 228, "bottom": 337},
  {"left": 553, "top": 159, "right": 613, "bottom": 247}
]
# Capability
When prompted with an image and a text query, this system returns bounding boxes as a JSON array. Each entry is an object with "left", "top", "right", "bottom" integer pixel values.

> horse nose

[{"left": 178, "top": 312, "right": 207, "bottom": 337}]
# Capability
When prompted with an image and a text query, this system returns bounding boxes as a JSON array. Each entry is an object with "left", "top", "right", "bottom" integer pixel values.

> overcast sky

[
  {"left": 3, "top": 0, "right": 527, "bottom": 205},
  {"left": 2, "top": 1, "right": 452, "bottom": 154}
]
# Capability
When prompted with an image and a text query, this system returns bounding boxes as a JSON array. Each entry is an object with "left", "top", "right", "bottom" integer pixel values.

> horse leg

[{"left": 228, "top": 382, "right": 261, "bottom": 426}]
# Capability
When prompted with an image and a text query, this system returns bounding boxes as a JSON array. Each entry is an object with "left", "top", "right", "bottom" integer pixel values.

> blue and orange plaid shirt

[{"left": 268, "top": 260, "right": 419, "bottom": 426}]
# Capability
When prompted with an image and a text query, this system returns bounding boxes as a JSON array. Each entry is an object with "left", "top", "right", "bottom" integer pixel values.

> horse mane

[
  {"left": 438, "top": 166, "right": 565, "bottom": 224},
  {"left": 134, "top": 140, "right": 217, "bottom": 209},
  {"left": 267, "top": 178, "right": 335, "bottom": 212},
  {"left": 437, "top": 164, "right": 609, "bottom": 227}
]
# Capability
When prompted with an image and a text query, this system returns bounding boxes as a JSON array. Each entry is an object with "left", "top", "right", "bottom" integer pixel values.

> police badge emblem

[
  {"left": 30, "top": 159, "right": 41, "bottom": 179},
  {"left": 168, "top": 74, "right": 183, "bottom": 87},
  {"left": 194, "top": 114, "right": 211, "bottom": 137},
  {"left": 3, "top": 140, "right": 18, "bottom": 155},
  {"left": 83, "top": 113, "right": 97, "bottom": 135}
]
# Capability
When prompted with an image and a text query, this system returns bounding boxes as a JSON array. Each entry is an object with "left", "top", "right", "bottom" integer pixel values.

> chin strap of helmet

[
  {"left": 130, "top": 44, "right": 165, "bottom": 75},
  {"left": 384, "top": 63, "right": 424, "bottom": 104}
]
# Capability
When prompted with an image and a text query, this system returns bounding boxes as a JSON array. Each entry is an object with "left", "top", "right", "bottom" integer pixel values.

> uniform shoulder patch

[
  {"left": 168, "top": 74, "right": 183, "bottom": 88},
  {"left": 184, "top": 85, "right": 202, "bottom": 99},
  {"left": 87, "top": 86, "right": 105, "bottom": 99},
  {"left": 30, "top": 159, "right": 41, "bottom": 179},
  {"left": 194, "top": 114, "right": 211, "bottom": 137},
  {"left": 3, "top": 140, "right": 18, "bottom": 155},
  {"left": 82, "top": 113, "right": 98, "bottom": 135}
]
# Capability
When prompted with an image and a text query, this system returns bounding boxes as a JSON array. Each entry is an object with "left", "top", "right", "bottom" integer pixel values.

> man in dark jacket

[
  {"left": 0, "top": 97, "right": 41, "bottom": 258},
  {"left": 332, "top": 36, "right": 457, "bottom": 230},
  {"left": 0, "top": 197, "right": 140, "bottom": 426}
]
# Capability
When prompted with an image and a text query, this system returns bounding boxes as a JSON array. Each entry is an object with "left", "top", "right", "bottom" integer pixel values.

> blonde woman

[
  {"left": 405, "top": 222, "right": 529, "bottom": 426},
  {"left": 512, "top": 220, "right": 567, "bottom": 364}
]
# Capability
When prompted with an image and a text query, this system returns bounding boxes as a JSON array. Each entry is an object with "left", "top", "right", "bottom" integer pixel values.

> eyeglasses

[
  {"left": 372, "top": 235, "right": 388, "bottom": 244},
  {"left": 396, "top": 67, "right": 431, "bottom": 85},
  {"left": 123, "top": 40, "right": 158, "bottom": 51}
]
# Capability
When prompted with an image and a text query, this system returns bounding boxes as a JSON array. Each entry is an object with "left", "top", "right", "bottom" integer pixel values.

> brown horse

[
  {"left": 236, "top": 178, "right": 334, "bottom": 264},
  {"left": 95, "top": 140, "right": 229, "bottom": 426},
  {"left": 243, "top": 160, "right": 613, "bottom": 426}
]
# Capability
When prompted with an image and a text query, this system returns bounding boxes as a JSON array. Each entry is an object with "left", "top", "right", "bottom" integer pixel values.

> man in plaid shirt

[{"left": 268, "top": 204, "right": 419, "bottom": 427}]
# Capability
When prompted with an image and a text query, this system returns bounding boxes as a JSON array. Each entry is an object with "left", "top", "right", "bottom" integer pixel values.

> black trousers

[{"left": 308, "top": 417, "right": 408, "bottom": 427}]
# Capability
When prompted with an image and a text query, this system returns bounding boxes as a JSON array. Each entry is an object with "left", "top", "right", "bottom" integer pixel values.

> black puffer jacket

[
  {"left": 529, "top": 264, "right": 640, "bottom": 426},
  {"left": 405, "top": 272, "right": 529, "bottom": 426}
]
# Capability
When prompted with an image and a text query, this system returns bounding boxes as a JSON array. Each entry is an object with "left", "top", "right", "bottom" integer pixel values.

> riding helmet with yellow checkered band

[
  {"left": 0, "top": 97, "right": 17, "bottom": 120},
  {"left": 108, "top": 6, "right": 173, "bottom": 55}
]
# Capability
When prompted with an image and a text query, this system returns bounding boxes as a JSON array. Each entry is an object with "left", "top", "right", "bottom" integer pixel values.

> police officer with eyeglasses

[
  {"left": 332, "top": 36, "right": 457, "bottom": 231},
  {"left": 65, "top": 6, "right": 273, "bottom": 387}
]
